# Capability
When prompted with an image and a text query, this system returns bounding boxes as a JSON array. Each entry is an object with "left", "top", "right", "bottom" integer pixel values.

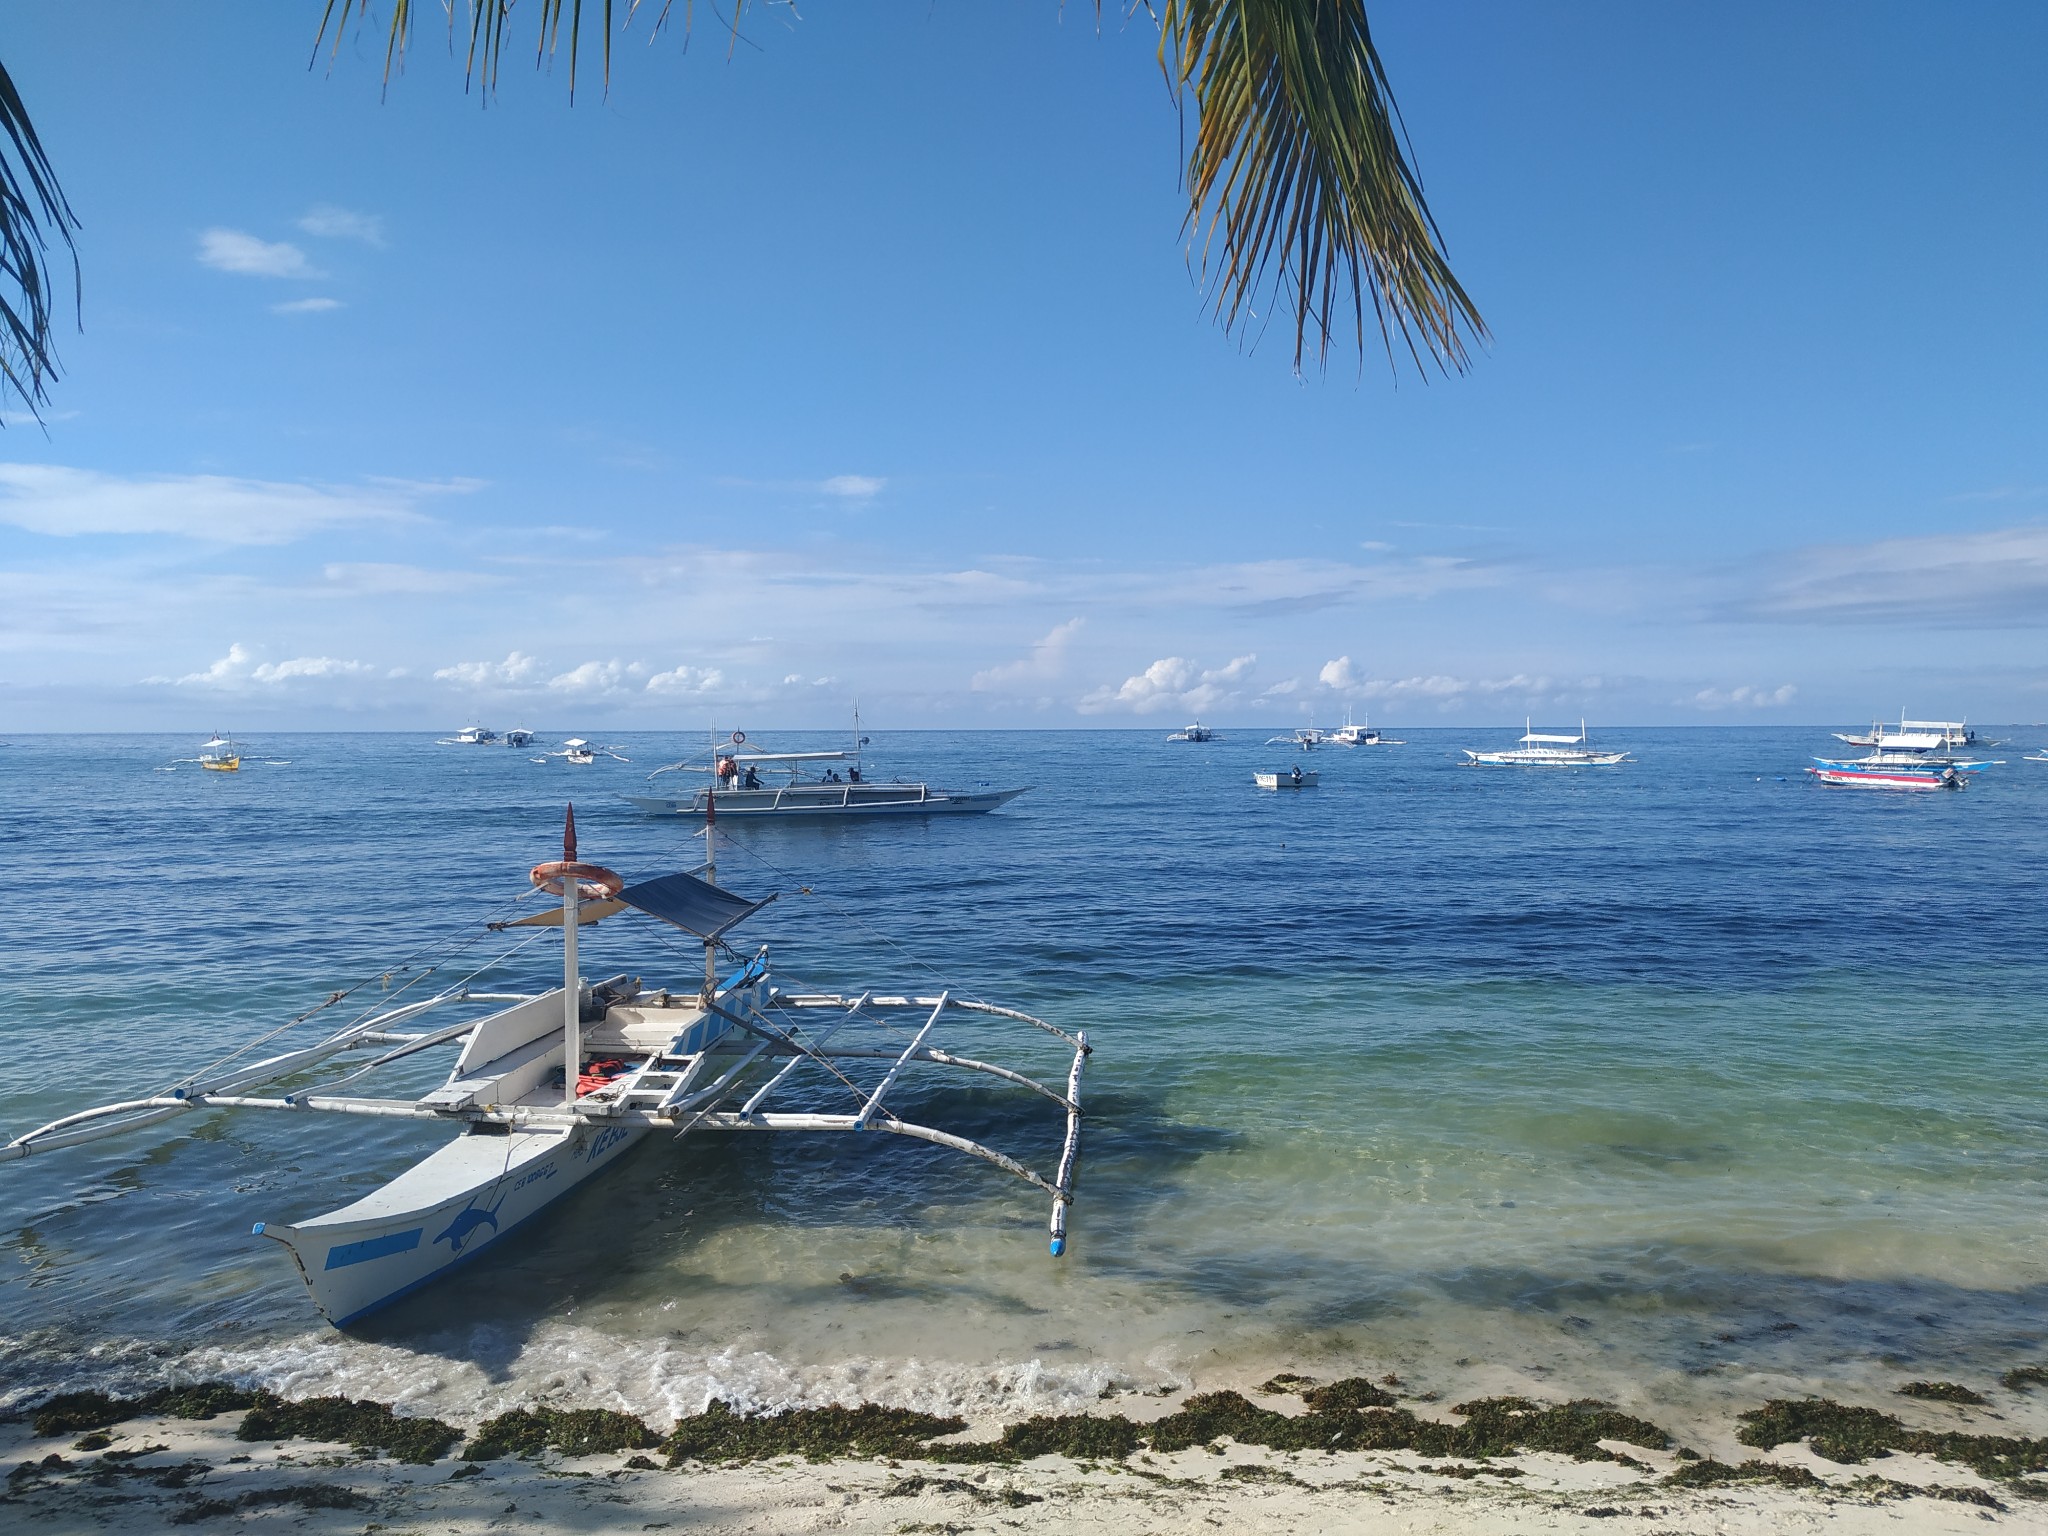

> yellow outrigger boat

[{"left": 199, "top": 733, "right": 240, "bottom": 772}]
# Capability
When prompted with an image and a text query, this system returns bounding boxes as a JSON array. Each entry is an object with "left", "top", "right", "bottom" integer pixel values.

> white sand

[{"left": 3, "top": 1406, "right": 2038, "bottom": 1536}]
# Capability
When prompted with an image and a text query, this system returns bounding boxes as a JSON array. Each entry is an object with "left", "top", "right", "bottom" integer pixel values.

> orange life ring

[
  {"left": 530, "top": 859, "right": 624, "bottom": 899},
  {"left": 731, "top": 730, "right": 746, "bottom": 744}
]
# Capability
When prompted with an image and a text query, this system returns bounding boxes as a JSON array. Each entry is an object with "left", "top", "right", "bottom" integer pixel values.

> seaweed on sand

[
  {"left": 2004, "top": 1367, "right": 2048, "bottom": 1393},
  {"left": 1256, "top": 1374, "right": 1318, "bottom": 1395},
  {"left": 1738, "top": 1398, "right": 2048, "bottom": 1480},
  {"left": 1664, "top": 1458, "right": 1824, "bottom": 1490},
  {"left": 1299, "top": 1378, "right": 1398, "bottom": 1412},
  {"left": 236, "top": 1395, "right": 460, "bottom": 1466},
  {"left": 30, "top": 1382, "right": 263, "bottom": 1438},
  {"left": 662, "top": 1400, "right": 969, "bottom": 1466},
  {"left": 169, "top": 1485, "right": 375, "bottom": 1524},
  {"left": 1897, "top": 1382, "right": 1989, "bottom": 1406},
  {"left": 463, "top": 1407, "right": 659, "bottom": 1461}
]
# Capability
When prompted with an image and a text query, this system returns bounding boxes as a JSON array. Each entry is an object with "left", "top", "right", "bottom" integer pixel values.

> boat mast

[
  {"left": 701, "top": 779, "right": 719, "bottom": 1003},
  {"left": 561, "top": 804, "right": 581, "bottom": 1108}
]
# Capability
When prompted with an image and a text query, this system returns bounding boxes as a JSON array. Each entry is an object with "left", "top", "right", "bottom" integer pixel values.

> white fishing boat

[
  {"left": 1253, "top": 766, "right": 1318, "bottom": 789},
  {"left": 1265, "top": 725, "right": 1324, "bottom": 750},
  {"left": 1834, "top": 716, "right": 1986, "bottom": 751},
  {"left": 1166, "top": 721, "right": 1220, "bottom": 743},
  {"left": 630, "top": 726, "right": 1026, "bottom": 820},
  {"left": 1327, "top": 712, "right": 1403, "bottom": 746},
  {"left": 440, "top": 725, "right": 498, "bottom": 746},
  {"left": 1463, "top": 720, "right": 1629, "bottom": 768},
  {"left": 505, "top": 728, "right": 535, "bottom": 749},
  {"left": 1808, "top": 763, "right": 1966, "bottom": 791},
  {"left": 1, "top": 808, "right": 1088, "bottom": 1327}
]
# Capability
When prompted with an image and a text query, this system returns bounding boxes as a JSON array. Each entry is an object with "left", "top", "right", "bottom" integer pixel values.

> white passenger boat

[
  {"left": 1253, "top": 767, "right": 1318, "bottom": 789},
  {"left": 1, "top": 809, "right": 1088, "bottom": 1326},
  {"left": 1835, "top": 717, "right": 1987, "bottom": 751},
  {"left": 1166, "top": 721, "right": 1220, "bottom": 743},
  {"left": 1463, "top": 721, "right": 1629, "bottom": 768},
  {"left": 440, "top": 725, "right": 498, "bottom": 746},
  {"left": 630, "top": 729, "right": 1026, "bottom": 820},
  {"left": 1328, "top": 712, "right": 1403, "bottom": 746},
  {"left": 505, "top": 728, "right": 535, "bottom": 749}
]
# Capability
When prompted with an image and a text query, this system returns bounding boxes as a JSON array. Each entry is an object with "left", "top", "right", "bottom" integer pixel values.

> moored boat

[
  {"left": 1463, "top": 720, "right": 1629, "bottom": 768},
  {"left": 441, "top": 725, "right": 498, "bottom": 746},
  {"left": 198, "top": 733, "right": 240, "bottom": 772},
  {"left": 1328, "top": 711, "right": 1403, "bottom": 746},
  {"left": 631, "top": 726, "right": 1026, "bottom": 820},
  {"left": 1253, "top": 766, "right": 1318, "bottom": 789},
  {"left": 1808, "top": 763, "right": 1966, "bottom": 791},
  {"left": 1166, "top": 721, "right": 1220, "bottom": 743},
  {"left": 1, "top": 808, "right": 1089, "bottom": 1325}
]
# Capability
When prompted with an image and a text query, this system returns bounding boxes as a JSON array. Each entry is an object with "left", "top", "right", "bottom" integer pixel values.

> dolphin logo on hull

[{"left": 433, "top": 1199, "right": 503, "bottom": 1255}]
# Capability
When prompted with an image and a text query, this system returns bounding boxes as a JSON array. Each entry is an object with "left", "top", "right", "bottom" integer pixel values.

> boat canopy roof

[
  {"left": 1872, "top": 731, "right": 1949, "bottom": 750},
  {"left": 1522, "top": 731, "right": 1587, "bottom": 744},
  {"left": 617, "top": 870, "right": 771, "bottom": 939}
]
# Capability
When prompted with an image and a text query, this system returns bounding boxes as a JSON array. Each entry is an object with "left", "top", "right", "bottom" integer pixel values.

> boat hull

[
  {"left": 1253, "top": 771, "right": 1318, "bottom": 789},
  {"left": 1463, "top": 752, "right": 1628, "bottom": 767},
  {"left": 1807, "top": 766, "right": 1962, "bottom": 791},
  {"left": 623, "top": 785, "right": 1028, "bottom": 819},
  {"left": 257, "top": 1120, "right": 643, "bottom": 1327}
]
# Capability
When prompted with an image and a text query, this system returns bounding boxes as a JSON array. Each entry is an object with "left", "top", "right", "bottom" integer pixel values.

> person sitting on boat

[
  {"left": 1290, "top": 765, "right": 1303, "bottom": 785},
  {"left": 743, "top": 764, "right": 762, "bottom": 790},
  {"left": 823, "top": 768, "right": 841, "bottom": 783}
]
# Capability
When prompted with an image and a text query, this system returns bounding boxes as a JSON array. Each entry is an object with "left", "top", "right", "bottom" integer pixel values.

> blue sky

[{"left": 3, "top": 2, "right": 2044, "bottom": 731}]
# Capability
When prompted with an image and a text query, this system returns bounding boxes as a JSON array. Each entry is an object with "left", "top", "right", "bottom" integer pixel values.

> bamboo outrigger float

[{"left": 2, "top": 807, "right": 1088, "bottom": 1327}]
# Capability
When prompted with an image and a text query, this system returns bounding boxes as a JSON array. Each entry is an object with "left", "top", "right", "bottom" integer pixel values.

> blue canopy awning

[{"left": 615, "top": 871, "right": 772, "bottom": 939}]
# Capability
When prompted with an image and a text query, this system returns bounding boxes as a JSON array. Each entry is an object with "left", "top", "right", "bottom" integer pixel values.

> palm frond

[
  {"left": 0, "top": 57, "right": 79, "bottom": 425},
  {"left": 1156, "top": 0, "right": 1485, "bottom": 374}
]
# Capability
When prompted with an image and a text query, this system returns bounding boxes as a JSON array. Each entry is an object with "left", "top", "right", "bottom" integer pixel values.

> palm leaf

[
  {"left": 313, "top": 0, "right": 1481, "bottom": 374},
  {"left": 0, "top": 57, "right": 79, "bottom": 424},
  {"left": 1157, "top": 0, "right": 1485, "bottom": 373}
]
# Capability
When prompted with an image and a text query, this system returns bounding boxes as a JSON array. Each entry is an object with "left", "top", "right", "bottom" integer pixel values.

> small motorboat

[
  {"left": 1254, "top": 767, "right": 1318, "bottom": 789},
  {"left": 1808, "top": 763, "right": 1967, "bottom": 791}
]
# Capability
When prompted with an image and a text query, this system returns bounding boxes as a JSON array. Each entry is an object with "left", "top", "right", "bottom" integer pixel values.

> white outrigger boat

[
  {"left": 1265, "top": 725, "right": 1324, "bottom": 750},
  {"left": 1, "top": 809, "right": 1087, "bottom": 1327},
  {"left": 1327, "top": 712, "right": 1403, "bottom": 747},
  {"left": 629, "top": 730, "right": 1027, "bottom": 820},
  {"left": 1166, "top": 721, "right": 1220, "bottom": 743},
  {"left": 1834, "top": 716, "right": 1987, "bottom": 751},
  {"left": 439, "top": 725, "right": 499, "bottom": 746},
  {"left": 1463, "top": 721, "right": 1629, "bottom": 768}
]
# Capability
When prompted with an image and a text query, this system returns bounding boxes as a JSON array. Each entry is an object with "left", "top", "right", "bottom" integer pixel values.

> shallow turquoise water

[{"left": 3, "top": 728, "right": 2047, "bottom": 1424}]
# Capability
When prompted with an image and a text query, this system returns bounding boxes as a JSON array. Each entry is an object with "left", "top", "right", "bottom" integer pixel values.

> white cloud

[
  {"left": 272, "top": 297, "right": 342, "bottom": 315},
  {"left": 1318, "top": 656, "right": 1357, "bottom": 690},
  {"left": 549, "top": 659, "right": 648, "bottom": 696},
  {"left": 321, "top": 563, "right": 495, "bottom": 596},
  {"left": 434, "top": 651, "right": 543, "bottom": 687},
  {"left": 198, "top": 228, "right": 322, "bottom": 279},
  {"left": 820, "top": 474, "right": 884, "bottom": 500},
  {"left": 1730, "top": 525, "right": 2048, "bottom": 626},
  {"left": 297, "top": 204, "right": 385, "bottom": 246},
  {"left": 161, "top": 642, "right": 372, "bottom": 688},
  {"left": 646, "top": 664, "right": 727, "bottom": 695},
  {"left": 971, "top": 617, "right": 1084, "bottom": 691},
  {"left": 0, "top": 464, "right": 421, "bottom": 544},
  {"left": 1079, "top": 653, "right": 1257, "bottom": 716},
  {"left": 1692, "top": 683, "right": 1798, "bottom": 709}
]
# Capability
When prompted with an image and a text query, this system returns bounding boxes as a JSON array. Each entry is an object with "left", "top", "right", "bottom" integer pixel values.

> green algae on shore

[
  {"left": 464, "top": 1407, "right": 660, "bottom": 1461},
  {"left": 1738, "top": 1397, "right": 2048, "bottom": 1480},
  {"left": 234, "top": 1395, "right": 460, "bottom": 1465},
  {"left": 1897, "top": 1381, "right": 1990, "bottom": 1406}
]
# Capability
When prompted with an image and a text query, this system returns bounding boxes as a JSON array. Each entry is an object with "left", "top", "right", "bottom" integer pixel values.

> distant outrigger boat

[
  {"left": 630, "top": 726, "right": 1026, "bottom": 820},
  {"left": 505, "top": 727, "right": 535, "bottom": 749},
  {"left": 198, "top": 733, "right": 240, "bottom": 772},
  {"left": 1166, "top": 721, "right": 1220, "bottom": 743},
  {"left": 1328, "top": 711, "right": 1403, "bottom": 746},
  {"left": 1463, "top": 721, "right": 1629, "bottom": 768},
  {"left": 1266, "top": 724, "right": 1324, "bottom": 750},
  {"left": 1835, "top": 716, "right": 1987, "bottom": 751},
  {"left": 0, "top": 808, "right": 1088, "bottom": 1326},
  {"left": 440, "top": 726, "right": 498, "bottom": 746}
]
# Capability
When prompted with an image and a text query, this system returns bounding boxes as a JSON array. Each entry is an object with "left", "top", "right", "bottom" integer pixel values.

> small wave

[{"left": 1, "top": 1321, "right": 1181, "bottom": 1428}]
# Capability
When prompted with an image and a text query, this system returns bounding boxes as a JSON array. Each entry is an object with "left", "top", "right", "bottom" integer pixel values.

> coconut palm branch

[
  {"left": 315, "top": 0, "right": 1483, "bottom": 376},
  {"left": 0, "top": 57, "right": 80, "bottom": 424}
]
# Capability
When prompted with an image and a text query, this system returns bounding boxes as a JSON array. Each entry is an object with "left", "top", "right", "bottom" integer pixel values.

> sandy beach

[{"left": 8, "top": 1373, "right": 2045, "bottom": 1536}]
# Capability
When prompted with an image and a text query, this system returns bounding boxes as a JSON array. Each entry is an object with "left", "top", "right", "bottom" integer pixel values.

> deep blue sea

[{"left": 5, "top": 727, "right": 2048, "bottom": 1428}]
